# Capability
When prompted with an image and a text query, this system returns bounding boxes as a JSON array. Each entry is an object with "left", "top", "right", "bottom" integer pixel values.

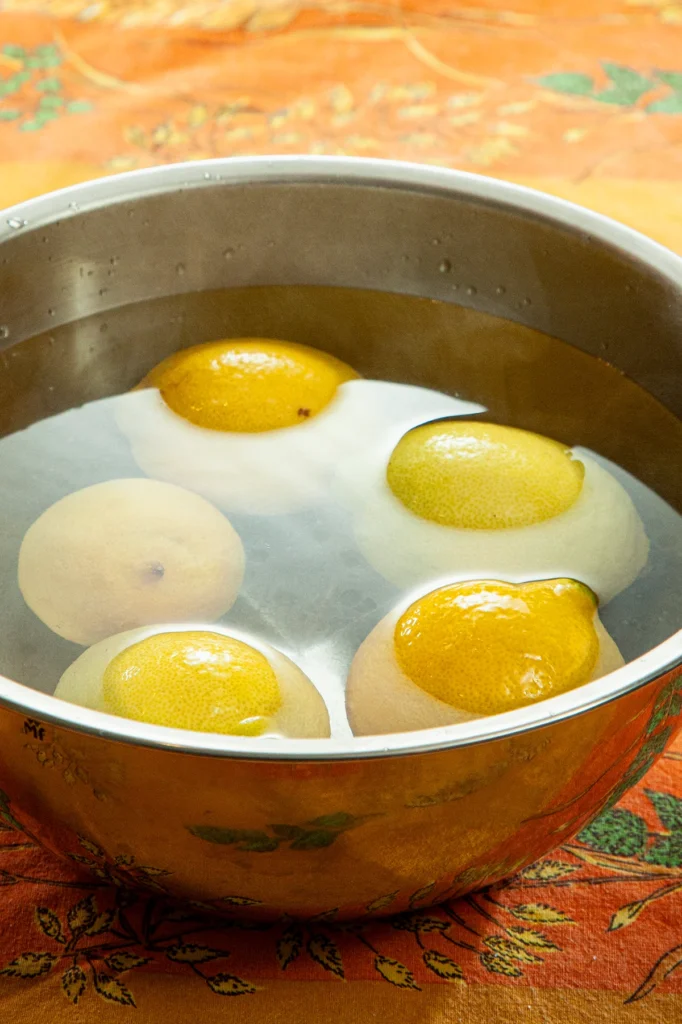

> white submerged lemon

[
  {"left": 18, "top": 478, "right": 245, "bottom": 646},
  {"left": 56, "top": 624, "right": 330, "bottom": 739},
  {"left": 116, "top": 338, "right": 482, "bottom": 516},
  {"left": 347, "top": 577, "right": 624, "bottom": 736},
  {"left": 340, "top": 420, "right": 648, "bottom": 604}
]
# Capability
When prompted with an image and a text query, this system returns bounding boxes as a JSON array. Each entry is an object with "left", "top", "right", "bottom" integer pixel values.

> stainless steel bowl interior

[{"left": 0, "top": 156, "right": 680, "bottom": 759}]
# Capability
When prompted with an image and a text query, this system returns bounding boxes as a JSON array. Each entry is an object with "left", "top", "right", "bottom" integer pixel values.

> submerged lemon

[
  {"left": 346, "top": 578, "right": 623, "bottom": 736},
  {"left": 102, "top": 631, "right": 281, "bottom": 736},
  {"left": 56, "top": 625, "right": 332, "bottom": 739},
  {"left": 18, "top": 479, "right": 244, "bottom": 646},
  {"left": 139, "top": 338, "right": 359, "bottom": 433},
  {"left": 394, "top": 579, "right": 599, "bottom": 716},
  {"left": 386, "top": 421, "right": 584, "bottom": 529}
]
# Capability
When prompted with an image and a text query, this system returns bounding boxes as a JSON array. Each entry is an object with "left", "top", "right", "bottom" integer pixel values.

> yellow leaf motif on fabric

[
  {"left": 506, "top": 927, "right": 559, "bottom": 950},
  {"left": 105, "top": 952, "right": 150, "bottom": 972},
  {"left": 422, "top": 950, "right": 465, "bottom": 980},
  {"left": 0, "top": 951, "right": 57, "bottom": 978},
  {"left": 136, "top": 865, "right": 169, "bottom": 878},
  {"left": 86, "top": 910, "right": 115, "bottom": 937},
  {"left": 509, "top": 903, "right": 575, "bottom": 924},
  {"left": 277, "top": 924, "right": 303, "bottom": 970},
  {"left": 607, "top": 883, "right": 682, "bottom": 932},
  {"left": 609, "top": 900, "right": 648, "bottom": 932},
  {"left": 67, "top": 894, "right": 98, "bottom": 937},
  {"left": 166, "top": 944, "right": 225, "bottom": 964},
  {"left": 93, "top": 972, "right": 135, "bottom": 1006},
  {"left": 521, "top": 860, "right": 579, "bottom": 881},
  {"left": 206, "top": 973, "right": 257, "bottom": 995},
  {"left": 61, "top": 965, "right": 87, "bottom": 1004},
  {"left": 365, "top": 891, "right": 399, "bottom": 913},
  {"left": 307, "top": 934, "right": 344, "bottom": 978},
  {"left": 374, "top": 956, "right": 420, "bottom": 989},
  {"left": 409, "top": 881, "right": 436, "bottom": 906},
  {"left": 480, "top": 951, "right": 523, "bottom": 977},
  {"left": 484, "top": 936, "right": 543, "bottom": 963},
  {"left": 35, "top": 906, "right": 65, "bottom": 944},
  {"left": 79, "top": 837, "right": 105, "bottom": 858}
]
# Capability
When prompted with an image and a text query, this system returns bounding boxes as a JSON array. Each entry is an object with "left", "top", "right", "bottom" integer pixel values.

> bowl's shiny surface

[
  {"left": 2, "top": 671, "right": 680, "bottom": 918},
  {"left": 0, "top": 157, "right": 680, "bottom": 916}
]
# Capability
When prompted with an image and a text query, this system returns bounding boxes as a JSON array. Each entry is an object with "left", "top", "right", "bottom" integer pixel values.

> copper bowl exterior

[{"left": 0, "top": 158, "right": 680, "bottom": 918}]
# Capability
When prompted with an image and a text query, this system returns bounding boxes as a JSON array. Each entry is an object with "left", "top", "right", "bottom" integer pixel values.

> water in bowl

[{"left": 0, "top": 285, "right": 680, "bottom": 736}]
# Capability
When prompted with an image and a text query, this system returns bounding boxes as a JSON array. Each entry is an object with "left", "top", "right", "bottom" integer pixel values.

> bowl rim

[{"left": 1, "top": 155, "right": 681, "bottom": 760}]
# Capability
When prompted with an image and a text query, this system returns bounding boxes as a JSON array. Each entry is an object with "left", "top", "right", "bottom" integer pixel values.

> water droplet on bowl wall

[
  {"left": 7, "top": 218, "right": 26, "bottom": 229},
  {"left": 439, "top": 259, "right": 452, "bottom": 274}
]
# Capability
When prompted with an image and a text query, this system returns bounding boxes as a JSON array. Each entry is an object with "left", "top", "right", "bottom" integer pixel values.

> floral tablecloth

[{"left": 1, "top": 1, "right": 682, "bottom": 1020}]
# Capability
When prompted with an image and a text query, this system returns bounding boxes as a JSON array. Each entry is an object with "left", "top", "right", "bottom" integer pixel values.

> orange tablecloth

[{"left": 1, "top": 2, "right": 682, "bottom": 1020}]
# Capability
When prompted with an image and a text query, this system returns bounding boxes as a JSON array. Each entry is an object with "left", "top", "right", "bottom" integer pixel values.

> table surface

[{"left": 0, "top": 2, "right": 681, "bottom": 1021}]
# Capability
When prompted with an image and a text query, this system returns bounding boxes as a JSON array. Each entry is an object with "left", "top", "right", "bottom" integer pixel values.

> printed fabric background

[{"left": 0, "top": 0, "right": 682, "bottom": 1020}]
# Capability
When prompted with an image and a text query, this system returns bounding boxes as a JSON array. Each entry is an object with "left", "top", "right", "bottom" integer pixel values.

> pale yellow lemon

[
  {"left": 386, "top": 421, "right": 584, "bottom": 529},
  {"left": 118, "top": 338, "right": 481, "bottom": 515},
  {"left": 55, "top": 624, "right": 331, "bottom": 739},
  {"left": 346, "top": 578, "right": 624, "bottom": 736},
  {"left": 346, "top": 421, "right": 648, "bottom": 603},
  {"left": 103, "top": 631, "right": 280, "bottom": 735},
  {"left": 139, "top": 338, "right": 360, "bottom": 433},
  {"left": 18, "top": 479, "right": 244, "bottom": 646}
]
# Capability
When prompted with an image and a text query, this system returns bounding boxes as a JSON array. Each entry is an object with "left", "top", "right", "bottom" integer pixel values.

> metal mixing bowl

[{"left": 0, "top": 157, "right": 680, "bottom": 919}]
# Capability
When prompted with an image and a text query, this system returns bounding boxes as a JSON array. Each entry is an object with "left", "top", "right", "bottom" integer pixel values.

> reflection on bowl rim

[{"left": 1, "top": 156, "right": 681, "bottom": 760}]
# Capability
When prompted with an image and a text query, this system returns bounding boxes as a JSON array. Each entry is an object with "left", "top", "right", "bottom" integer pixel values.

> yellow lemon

[
  {"left": 386, "top": 421, "right": 584, "bottom": 529},
  {"left": 102, "top": 631, "right": 281, "bottom": 736},
  {"left": 139, "top": 338, "right": 359, "bottom": 433},
  {"left": 119, "top": 338, "right": 478, "bottom": 516},
  {"left": 346, "top": 578, "right": 624, "bottom": 736},
  {"left": 395, "top": 579, "right": 598, "bottom": 715},
  {"left": 56, "top": 625, "right": 331, "bottom": 739},
  {"left": 347, "top": 422, "right": 648, "bottom": 602}
]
